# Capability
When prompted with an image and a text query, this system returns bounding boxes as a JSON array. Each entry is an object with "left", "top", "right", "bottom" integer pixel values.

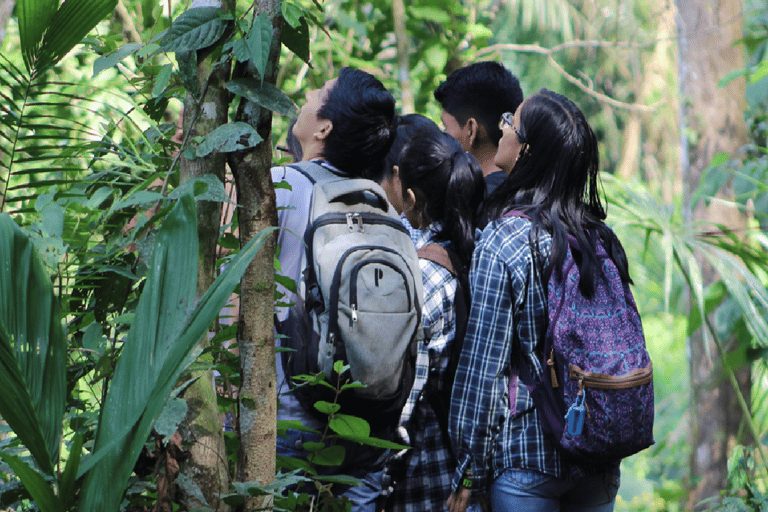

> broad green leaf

[
  {"left": 152, "top": 64, "right": 173, "bottom": 98},
  {"left": 194, "top": 122, "right": 263, "bottom": 157},
  {"left": 315, "top": 474, "right": 362, "bottom": 486},
  {"left": 92, "top": 43, "right": 142, "bottom": 78},
  {"left": 308, "top": 445, "right": 346, "bottom": 466},
  {"left": 0, "top": 214, "right": 65, "bottom": 476},
  {"left": 78, "top": 194, "right": 273, "bottom": 512},
  {"left": 314, "top": 400, "right": 341, "bottom": 415},
  {"left": 408, "top": 6, "right": 452, "bottom": 23},
  {"left": 226, "top": 79, "right": 298, "bottom": 117},
  {"left": 0, "top": 452, "right": 63, "bottom": 512},
  {"left": 160, "top": 7, "right": 226, "bottom": 53},
  {"left": 60, "top": 434, "right": 84, "bottom": 509},
  {"left": 169, "top": 174, "right": 231, "bottom": 202},
  {"left": 153, "top": 397, "right": 188, "bottom": 441},
  {"left": 329, "top": 414, "right": 369, "bottom": 437},
  {"left": 281, "top": 15, "right": 310, "bottom": 63},
  {"left": 335, "top": 434, "right": 410, "bottom": 450},
  {"left": 247, "top": 14, "right": 273, "bottom": 81},
  {"left": 282, "top": 1, "right": 304, "bottom": 28}
]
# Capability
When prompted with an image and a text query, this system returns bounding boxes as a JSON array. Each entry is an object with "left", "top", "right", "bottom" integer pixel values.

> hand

[{"left": 446, "top": 486, "right": 471, "bottom": 512}]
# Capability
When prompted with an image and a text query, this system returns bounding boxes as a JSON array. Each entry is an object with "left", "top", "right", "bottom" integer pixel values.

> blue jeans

[
  {"left": 490, "top": 468, "right": 620, "bottom": 512},
  {"left": 277, "top": 428, "right": 388, "bottom": 512}
]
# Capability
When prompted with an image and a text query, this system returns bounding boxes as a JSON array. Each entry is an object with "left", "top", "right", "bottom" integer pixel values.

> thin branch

[
  {"left": 547, "top": 56, "right": 657, "bottom": 113},
  {"left": 114, "top": 0, "right": 143, "bottom": 45},
  {"left": 477, "top": 41, "right": 659, "bottom": 113}
]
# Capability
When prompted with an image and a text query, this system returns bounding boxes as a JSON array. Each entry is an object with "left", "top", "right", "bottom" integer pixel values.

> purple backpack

[{"left": 506, "top": 211, "right": 654, "bottom": 464}]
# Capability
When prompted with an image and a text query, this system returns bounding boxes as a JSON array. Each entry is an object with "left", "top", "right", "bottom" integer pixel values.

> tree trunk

[
  {"left": 177, "top": 3, "right": 232, "bottom": 508},
  {"left": 229, "top": 1, "right": 282, "bottom": 510},
  {"left": 0, "top": 0, "right": 14, "bottom": 44},
  {"left": 392, "top": 0, "right": 413, "bottom": 114},
  {"left": 676, "top": 0, "right": 749, "bottom": 508}
]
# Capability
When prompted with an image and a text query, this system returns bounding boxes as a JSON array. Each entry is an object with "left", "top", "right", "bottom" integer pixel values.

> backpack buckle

[{"left": 346, "top": 213, "right": 364, "bottom": 232}]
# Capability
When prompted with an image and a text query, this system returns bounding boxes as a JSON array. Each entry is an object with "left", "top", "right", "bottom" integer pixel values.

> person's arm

[{"left": 448, "top": 228, "right": 516, "bottom": 495}]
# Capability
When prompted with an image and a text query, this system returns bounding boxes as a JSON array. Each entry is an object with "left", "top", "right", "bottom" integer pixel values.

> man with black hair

[
  {"left": 434, "top": 61, "right": 524, "bottom": 196},
  {"left": 271, "top": 67, "right": 399, "bottom": 512}
]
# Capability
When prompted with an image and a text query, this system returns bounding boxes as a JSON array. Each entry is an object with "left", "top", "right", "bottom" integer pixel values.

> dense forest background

[{"left": 1, "top": 0, "right": 768, "bottom": 511}]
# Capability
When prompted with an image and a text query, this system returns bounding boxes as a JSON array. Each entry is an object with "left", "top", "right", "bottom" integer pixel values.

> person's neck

[
  {"left": 471, "top": 142, "right": 504, "bottom": 178},
  {"left": 300, "top": 142, "right": 324, "bottom": 162}
]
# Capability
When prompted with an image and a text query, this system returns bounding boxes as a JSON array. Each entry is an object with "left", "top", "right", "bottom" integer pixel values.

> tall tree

[
  {"left": 229, "top": 1, "right": 283, "bottom": 509},
  {"left": 176, "top": 0, "right": 233, "bottom": 507},
  {"left": 676, "top": 0, "right": 750, "bottom": 506}
]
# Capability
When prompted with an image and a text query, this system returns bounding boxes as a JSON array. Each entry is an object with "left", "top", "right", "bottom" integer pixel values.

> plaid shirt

[
  {"left": 449, "top": 215, "right": 570, "bottom": 494},
  {"left": 389, "top": 225, "right": 458, "bottom": 512}
]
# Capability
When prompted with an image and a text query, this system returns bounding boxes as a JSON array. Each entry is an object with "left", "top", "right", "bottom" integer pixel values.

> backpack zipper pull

[
  {"left": 346, "top": 213, "right": 364, "bottom": 232},
  {"left": 547, "top": 349, "right": 559, "bottom": 388},
  {"left": 351, "top": 304, "right": 358, "bottom": 325}
]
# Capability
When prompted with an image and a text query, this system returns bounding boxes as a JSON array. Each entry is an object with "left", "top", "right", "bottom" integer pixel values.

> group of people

[{"left": 271, "top": 62, "right": 630, "bottom": 512}]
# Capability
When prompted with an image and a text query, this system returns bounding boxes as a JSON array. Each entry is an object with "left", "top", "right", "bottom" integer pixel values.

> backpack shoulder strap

[
  {"left": 288, "top": 160, "right": 346, "bottom": 185},
  {"left": 417, "top": 244, "right": 456, "bottom": 276}
]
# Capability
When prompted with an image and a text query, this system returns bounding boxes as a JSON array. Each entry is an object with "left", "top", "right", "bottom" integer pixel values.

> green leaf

[
  {"left": 308, "top": 445, "right": 346, "bottom": 466},
  {"left": 226, "top": 79, "right": 298, "bottom": 117},
  {"left": 60, "top": 434, "right": 84, "bottom": 509},
  {"left": 282, "top": 1, "right": 304, "bottom": 28},
  {"left": 281, "top": 15, "right": 310, "bottom": 63},
  {"left": 153, "top": 397, "right": 188, "bottom": 441},
  {"left": 408, "top": 6, "right": 452, "bottom": 23},
  {"left": 92, "top": 43, "right": 142, "bottom": 78},
  {"left": 0, "top": 214, "right": 65, "bottom": 476},
  {"left": 335, "top": 434, "right": 410, "bottom": 450},
  {"left": 0, "top": 452, "right": 64, "bottom": 512},
  {"left": 247, "top": 14, "right": 273, "bottom": 81},
  {"left": 35, "top": 0, "right": 120, "bottom": 72},
  {"left": 315, "top": 474, "right": 362, "bottom": 486},
  {"left": 314, "top": 400, "right": 341, "bottom": 415},
  {"left": 194, "top": 122, "right": 263, "bottom": 157},
  {"left": 160, "top": 7, "right": 226, "bottom": 53},
  {"left": 169, "top": 174, "right": 231, "bottom": 202},
  {"left": 152, "top": 64, "right": 174, "bottom": 98},
  {"left": 77, "top": 195, "right": 274, "bottom": 512},
  {"left": 16, "top": 0, "right": 60, "bottom": 71},
  {"left": 329, "top": 414, "right": 369, "bottom": 437}
]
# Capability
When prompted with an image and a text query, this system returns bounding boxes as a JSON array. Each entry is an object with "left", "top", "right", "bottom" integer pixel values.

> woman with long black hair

[{"left": 447, "top": 89, "right": 629, "bottom": 512}]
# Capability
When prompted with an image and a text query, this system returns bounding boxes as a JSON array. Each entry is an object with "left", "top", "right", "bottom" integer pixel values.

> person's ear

[
  {"left": 403, "top": 187, "right": 416, "bottom": 212},
  {"left": 315, "top": 119, "right": 333, "bottom": 141},
  {"left": 466, "top": 117, "right": 479, "bottom": 148},
  {"left": 392, "top": 165, "right": 399, "bottom": 179}
]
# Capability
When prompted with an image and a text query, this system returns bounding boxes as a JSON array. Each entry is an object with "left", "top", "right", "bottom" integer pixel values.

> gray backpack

[{"left": 279, "top": 161, "right": 424, "bottom": 427}]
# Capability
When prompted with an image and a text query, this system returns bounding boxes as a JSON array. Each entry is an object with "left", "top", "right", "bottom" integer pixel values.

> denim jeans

[
  {"left": 277, "top": 428, "right": 388, "bottom": 512},
  {"left": 490, "top": 467, "right": 620, "bottom": 512}
]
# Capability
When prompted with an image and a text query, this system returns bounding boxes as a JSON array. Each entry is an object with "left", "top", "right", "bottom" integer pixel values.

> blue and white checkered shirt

[
  {"left": 389, "top": 225, "right": 459, "bottom": 512},
  {"left": 448, "top": 215, "right": 569, "bottom": 493}
]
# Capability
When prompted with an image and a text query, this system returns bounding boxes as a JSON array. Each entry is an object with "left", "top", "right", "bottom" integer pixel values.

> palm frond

[
  {"left": 0, "top": 214, "right": 66, "bottom": 476},
  {"left": 77, "top": 194, "right": 274, "bottom": 512}
]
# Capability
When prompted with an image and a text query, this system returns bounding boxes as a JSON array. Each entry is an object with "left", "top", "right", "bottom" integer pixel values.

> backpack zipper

[
  {"left": 349, "top": 258, "right": 413, "bottom": 317},
  {"left": 313, "top": 212, "right": 410, "bottom": 235},
  {"left": 568, "top": 362, "right": 653, "bottom": 390}
]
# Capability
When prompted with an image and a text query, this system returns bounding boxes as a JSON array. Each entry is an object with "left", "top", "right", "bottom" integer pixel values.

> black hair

[
  {"left": 434, "top": 61, "right": 523, "bottom": 147},
  {"left": 485, "top": 89, "right": 631, "bottom": 296},
  {"left": 399, "top": 131, "right": 486, "bottom": 268},
  {"left": 376, "top": 113, "right": 442, "bottom": 183},
  {"left": 318, "top": 67, "right": 397, "bottom": 179}
]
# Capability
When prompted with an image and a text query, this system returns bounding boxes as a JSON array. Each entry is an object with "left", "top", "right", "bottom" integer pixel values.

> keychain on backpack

[{"left": 565, "top": 390, "right": 586, "bottom": 436}]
